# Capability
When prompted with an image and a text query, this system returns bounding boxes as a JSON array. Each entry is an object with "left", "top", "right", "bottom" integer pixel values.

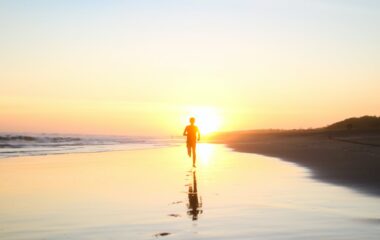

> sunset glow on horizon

[{"left": 1, "top": 1, "right": 379, "bottom": 136}]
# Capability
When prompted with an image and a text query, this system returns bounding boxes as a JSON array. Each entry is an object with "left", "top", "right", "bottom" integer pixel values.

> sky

[{"left": 0, "top": 0, "right": 379, "bottom": 136}]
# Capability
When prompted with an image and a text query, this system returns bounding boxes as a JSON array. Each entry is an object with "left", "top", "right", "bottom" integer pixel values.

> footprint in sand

[
  {"left": 154, "top": 232, "right": 171, "bottom": 237},
  {"left": 168, "top": 213, "right": 181, "bottom": 217}
]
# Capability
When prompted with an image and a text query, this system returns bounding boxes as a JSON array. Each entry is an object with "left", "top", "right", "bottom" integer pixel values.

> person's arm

[
  {"left": 197, "top": 127, "right": 201, "bottom": 141},
  {"left": 183, "top": 126, "right": 188, "bottom": 136}
]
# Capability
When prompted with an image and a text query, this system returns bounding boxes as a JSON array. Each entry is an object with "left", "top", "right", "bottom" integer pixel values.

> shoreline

[
  {"left": 0, "top": 143, "right": 179, "bottom": 160},
  {"left": 210, "top": 131, "right": 380, "bottom": 197},
  {"left": 2, "top": 144, "right": 380, "bottom": 239}
]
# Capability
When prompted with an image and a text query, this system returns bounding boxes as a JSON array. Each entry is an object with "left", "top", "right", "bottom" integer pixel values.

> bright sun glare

[{"left": 185, "top": 107, "right": 221, "bottom": 134}]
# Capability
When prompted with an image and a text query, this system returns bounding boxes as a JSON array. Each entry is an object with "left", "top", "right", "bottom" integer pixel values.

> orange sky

[{"left": 1, "top": 1, "right": 379, "bottom": 136}]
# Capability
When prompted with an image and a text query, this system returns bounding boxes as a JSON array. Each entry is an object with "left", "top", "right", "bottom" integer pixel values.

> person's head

[{"left": 189, "top": 117, "right": 195, "bottom": 125}]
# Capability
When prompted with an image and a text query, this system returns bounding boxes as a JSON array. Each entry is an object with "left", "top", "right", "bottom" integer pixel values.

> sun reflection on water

[{"left": 197, "top": 143, "right": 215, "bottom": 165}]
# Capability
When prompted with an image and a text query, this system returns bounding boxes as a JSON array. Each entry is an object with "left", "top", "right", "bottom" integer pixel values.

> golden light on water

[{"left": 197, "top": 144, "right": 215, "bottom": 165}]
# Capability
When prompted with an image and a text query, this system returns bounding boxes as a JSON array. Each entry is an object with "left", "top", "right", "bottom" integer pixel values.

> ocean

[{"left": 0, "top": 133, "right": 179, "bottom": 159}]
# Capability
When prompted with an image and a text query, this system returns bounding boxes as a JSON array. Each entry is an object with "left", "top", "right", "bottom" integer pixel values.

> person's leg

[
  {"left": 192, "top": 144, "right": 196, "bottom": 166},
  {"left": 187, "top": 142, "right": 191, "bottom": 157}
]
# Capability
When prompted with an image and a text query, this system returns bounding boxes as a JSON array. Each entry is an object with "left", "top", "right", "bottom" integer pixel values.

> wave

[
  {"left": 0, "top": 133, "right": 178, "bottom": 158},
  {"left": 0, "top": 135, "right": 81, "bottom": 142}
]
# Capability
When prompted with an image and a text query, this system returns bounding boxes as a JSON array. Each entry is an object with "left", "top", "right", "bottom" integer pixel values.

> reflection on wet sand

[
  {"left": 187, "top": 169, "right": 203, "bottom": 221},
  {"left": 2, "top": 145, "right": 380, "bottom": 239}
]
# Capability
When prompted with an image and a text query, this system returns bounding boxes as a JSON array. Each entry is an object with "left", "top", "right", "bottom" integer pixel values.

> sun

[{"left": 184, "top": 107, "right": 221, "bottom": 135}]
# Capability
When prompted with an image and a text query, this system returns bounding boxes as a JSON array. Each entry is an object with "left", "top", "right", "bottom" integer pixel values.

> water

[
  {"left": 0, "top": 133, "right": 177, "bottom": 158},
  {"left": 0, "top": 144, "right": 379, "bottom": 239}
]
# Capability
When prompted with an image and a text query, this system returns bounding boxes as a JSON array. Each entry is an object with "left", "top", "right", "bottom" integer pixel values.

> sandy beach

[
  {"left": 211, "top": 130, "right": 380, "bottom": 197},
  {"left": 1, "top": 144, "right": 380, "bottom": 239},
  {"left": 1, "top": 0, "right": 379, "bottom": 239}
]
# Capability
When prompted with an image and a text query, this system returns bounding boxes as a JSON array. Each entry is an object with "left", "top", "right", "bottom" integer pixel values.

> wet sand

[
  {"left": 217, "top": 131, "right": 380, "bottom": 196},
  {"left": 1, "top": 144, "right": 380, "bottom": 239}
]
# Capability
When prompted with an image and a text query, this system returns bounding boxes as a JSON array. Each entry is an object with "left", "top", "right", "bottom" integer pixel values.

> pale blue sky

[{"left": 0, "top": 0, "right": 379, "bottom": 134}]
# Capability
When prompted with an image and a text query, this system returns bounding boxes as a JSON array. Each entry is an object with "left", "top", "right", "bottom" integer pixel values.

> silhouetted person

[
  {"left": 187, "top": 170, "right": 202, "bottom": 221},
  {"left": 183, "top": 117, "right": 200, "bottom": 167}
]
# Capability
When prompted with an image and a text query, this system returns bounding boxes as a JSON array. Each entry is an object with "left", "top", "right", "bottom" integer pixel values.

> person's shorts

[{"left": 187, "top": 140, "right": 196, "bottom": 148}]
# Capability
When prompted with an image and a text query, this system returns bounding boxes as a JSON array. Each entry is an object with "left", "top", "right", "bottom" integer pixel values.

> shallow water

[
  {"left": 0, "top": 144, "right": 380, "bottom": 239},
  {"left": 0, "top": 133, "right": 174, "bottom": 158}
]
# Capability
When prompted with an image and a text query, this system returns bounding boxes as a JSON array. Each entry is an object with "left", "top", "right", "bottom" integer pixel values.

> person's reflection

[{"left": 187, "top": 170, "right": 203, "bottom": 221}]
